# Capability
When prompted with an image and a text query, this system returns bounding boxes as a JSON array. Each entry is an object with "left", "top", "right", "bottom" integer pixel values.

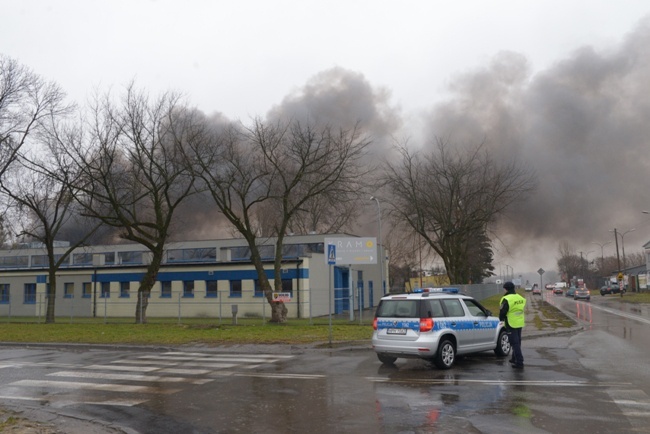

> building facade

[{"left": 0, "top": 234, "right": 388, "bottom": 320}]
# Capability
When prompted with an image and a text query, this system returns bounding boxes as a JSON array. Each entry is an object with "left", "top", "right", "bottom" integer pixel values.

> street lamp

[
  {"left": 609, "top": 228, "right": 635, "bottom": 275},
  {"left": 504, "top": 264, "right": 512, "bottom": 282},
  {"left": 591, "top": 241, "right": 611, "bottom": 273},
  {"left": 620, "top": 228, "right": 636, "bottom": 271},
  {"left": 369, "top": 196, "right": 384, "bottom": 294}
]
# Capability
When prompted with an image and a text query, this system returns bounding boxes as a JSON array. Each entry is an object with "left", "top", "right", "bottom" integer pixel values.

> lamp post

[
  {"left": 591, "top": 241, "right": 611, "bottom": 274},
  {"left": 620, "top": 228, "right": 635, "bottom": 271},
  {"left": 609, "top": 229, "right": 622, "bottom": 274},
  {"left": 369, "top": 196, "right": 384, "bottom": 294}
]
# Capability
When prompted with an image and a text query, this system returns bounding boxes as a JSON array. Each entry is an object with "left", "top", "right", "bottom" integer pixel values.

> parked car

[
  {"left": 532, "top": 286, "right": 542, "bottom": 295},
  {"left": 574, "top": 287, "right": 591, "bottom": 301},
  {"left": 600, "top": 285, "right": 625, "bottom": 296},
  {"left": 372, "top": 289, "right": 510, "bottom": 369},
  {"left": 565, "top": 287, "right": 577, "bottom": 297}
]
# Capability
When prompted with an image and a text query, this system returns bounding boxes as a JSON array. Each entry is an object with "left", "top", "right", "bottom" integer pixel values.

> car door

[
  {"left": 439, "top": 298, "right": 474, "bottom": 351},
  {"left": 463, "top": 298, "right": 500, "bottom": 349}
]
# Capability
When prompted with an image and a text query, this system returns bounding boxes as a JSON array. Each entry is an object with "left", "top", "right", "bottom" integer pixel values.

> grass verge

[{"left": 0, "top": 317, "right": 374, "bottom": 346}]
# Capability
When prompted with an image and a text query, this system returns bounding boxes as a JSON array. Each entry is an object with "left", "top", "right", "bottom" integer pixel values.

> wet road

[{"left": 1, "top": 293, "right": 649, "bottom": 433}]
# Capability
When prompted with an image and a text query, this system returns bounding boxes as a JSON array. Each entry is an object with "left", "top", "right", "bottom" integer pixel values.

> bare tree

[
  {"left": 623, "top": 251, "right": 645, "bottom": 269},
  {"left": 0, "top": 153, "right": 102, "bottom": 323},
  {"left": 188, "top": 118, "right": 372, "bottom": 322},
  {"left": 556, "top": 241, "right": 582, "bottom": 284},
  {"left": 0, "top": 55, "right": 69, "bottom": 179},
  {"left": 382, "top": 139, "right": 536, "bottom": 284},
  {"left": 58, "top": 84, "right": 201, "bottom": 323}
]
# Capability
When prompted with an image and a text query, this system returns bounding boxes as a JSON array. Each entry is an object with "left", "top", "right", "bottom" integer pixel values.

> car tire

[
  {"left": 377, "top": 354, "right": 397, "bottom": 365},
  {"left": 433, "top": 339, "right": 455, "bottom": 369},
  {"left": 494, "top": 329, "right": 511, "bottom": 357}
]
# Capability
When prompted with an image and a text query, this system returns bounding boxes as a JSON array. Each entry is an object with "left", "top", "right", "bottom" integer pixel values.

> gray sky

[{"left": 3, "top": 0, "right": 650, "bottom": 278}]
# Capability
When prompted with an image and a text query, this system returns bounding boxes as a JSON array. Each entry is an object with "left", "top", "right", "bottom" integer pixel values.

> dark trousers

[{"left": 508, "top": 327, "right": 524, "bottom": 366}]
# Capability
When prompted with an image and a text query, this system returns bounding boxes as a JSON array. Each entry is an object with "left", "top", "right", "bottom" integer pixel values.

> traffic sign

[
  {"left": 327, "top": 244, "right": 336, "bottom": 265},
  {"left": 538, "top": 268, "right": 545, "bottom": 275}
]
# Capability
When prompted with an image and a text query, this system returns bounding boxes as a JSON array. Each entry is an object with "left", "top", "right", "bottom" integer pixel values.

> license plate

[{"left": 387, "top": 328, "right": 407, "bottom": 335}]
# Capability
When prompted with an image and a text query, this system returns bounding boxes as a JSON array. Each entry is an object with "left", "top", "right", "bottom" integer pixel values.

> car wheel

[
  {"left": 494, "top": 329, "right": 511, "bottom": 357},
  {"left": 377, "top": 354, "right": 397, "bottom": 365},
  {"left": 434, "top": 339, "right": 456, "bottom": 369}
]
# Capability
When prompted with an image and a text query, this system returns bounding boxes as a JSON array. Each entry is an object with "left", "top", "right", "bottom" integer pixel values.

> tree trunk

[
  {"left": 45, "top": 270, "right": 57, "bottom": 323},
  {"left": 135, "top": 249, "right": 163, "bottom": 324}
]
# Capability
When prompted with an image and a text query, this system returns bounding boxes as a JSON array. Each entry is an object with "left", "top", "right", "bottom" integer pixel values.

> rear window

[{"left": 376, "top": 300, "right": 418, "bottom": 318}]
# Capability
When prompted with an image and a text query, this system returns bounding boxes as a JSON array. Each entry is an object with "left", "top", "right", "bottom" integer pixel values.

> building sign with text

[{"left": 324, "top": 237, "right": 377, "bottom": 265}]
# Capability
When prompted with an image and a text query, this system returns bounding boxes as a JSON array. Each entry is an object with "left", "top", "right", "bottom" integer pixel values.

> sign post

[
  {"left": 324, "top": 237, "right": 377, "bottom": 324},
  {"left": 327, "top": 244, "right": 336, "bottom": 345}
]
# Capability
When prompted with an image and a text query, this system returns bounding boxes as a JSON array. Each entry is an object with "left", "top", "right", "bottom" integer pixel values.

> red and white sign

[{"left": 272, "top": 292, "right": 291, "bottom": 302}]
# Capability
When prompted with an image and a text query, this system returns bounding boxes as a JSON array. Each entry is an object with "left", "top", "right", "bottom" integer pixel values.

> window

[
  {"left": 118, "top": 251, "right": 143, "bottom": 264},
  {"left": 254, "top": 280, "right": 264, "bottom": 297},
  {"left": 167, "top": 248, "right": 216, "bottom": 263},
  {"left": 32, "top": 254, "right": 69, "bottom": 267},
  {"left": 82, "top": 282, "right": 92, "bottom": 298},
  {"left": 100, "top": 282, "right": 110, "bottom": 298},
  {"left": 376, "top": 300, "right": 417, "bottom": 318},
  {"left": 281, "top": 243, "right": 324, "bottom": 257},
  {"left": 230, "top": 280, "right": 242, "bottom": 297},
  {"left": 161, "top": 281, "right": 172, "bottom": 298},
  {"left": 73, "top": 253, "right": 93, "bottom": 266},
  {"left": 183, "top": 281, "right": 194, "bottom": 298},
  {"left": 103, "top": 252, "right": 115, "bottom": 265},
  {"left": 231, "top": 245, "right": 274, "bottom": 261},
  {"left": 24, "top": 283, "right": 36, "bottom": 304},
  {"left": 64, "top": 282, "right": 74, "bottom": 298},
  {"left": 282, "top": 278, "right": 293, "bottom": 295},
  {"left": 424, "top": 299, "right": 445, "bottom": 318},
  {"left": 206, "top": 280, "right": 218, "bottom": 298},
  {"left": 464, "top": 299, "right": 487, "bottom": 317},
  {"left": 0, "top": 284, "right": 9, "bottom": 304},
  {"left": 441, "top": 299, "right": 465, "bottom": 317},
  {"left": 0, "top": 256, "right": 28, "bottom": 268},
  {"left": 120, "top": 281, "right": 130, "bottom": 298}
]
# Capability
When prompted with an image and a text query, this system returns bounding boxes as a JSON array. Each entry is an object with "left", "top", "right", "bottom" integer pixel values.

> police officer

[{"left": 500, "top": 281, "right": 526, "bottom": 369}]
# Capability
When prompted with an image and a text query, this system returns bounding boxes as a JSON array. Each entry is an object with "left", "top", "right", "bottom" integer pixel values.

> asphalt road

[{"left": 1, "top": 291, "right": 650, "bottom": 433}]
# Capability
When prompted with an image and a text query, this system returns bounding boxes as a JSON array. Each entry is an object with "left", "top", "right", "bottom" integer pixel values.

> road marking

[
  {"left": 163, "top": 352, "right": 294, "bottom": 359},
  {"left": 0, "top": 351, "right": 295, "bottom": 408},
  {"left": 365, "top": 377, "right": 632, "bottom": 387},
  {"left": 84, "top": 364, "right": 160, "bottom": 372},
  {"left": 137, "top": 354, "right": 283, "bottom": 363},
  {"left": 157, "top": 368, "right": 212, "bottom": 375},
  {"left": 213, "top": 371, "right": 324, "bottom": 380},
  {"left": 49, "top": 371, "right": 213, "bottom": 384},
  {"left": 112, "top": 359, "right": 240, "bottom": 369},
  {"left": 9, "top": 379, "right": 179, "bottom": 394},
  {"left": 0, "top": 395, "right": 147, "bottom": 407}
]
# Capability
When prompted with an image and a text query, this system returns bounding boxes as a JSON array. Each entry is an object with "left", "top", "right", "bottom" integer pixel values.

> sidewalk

[{"left": 523, "top": 293, "right": 583, "bottom": 339}]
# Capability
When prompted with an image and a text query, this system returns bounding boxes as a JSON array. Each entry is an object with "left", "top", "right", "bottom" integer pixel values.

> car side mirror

[{"left": 486, "top": 309, "right": 492, "bottom": 316}]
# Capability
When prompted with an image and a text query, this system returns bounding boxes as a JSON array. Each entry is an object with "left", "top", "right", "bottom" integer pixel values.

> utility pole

[{"left": 612, "top": 228, "right": 621, "bottom": 273}]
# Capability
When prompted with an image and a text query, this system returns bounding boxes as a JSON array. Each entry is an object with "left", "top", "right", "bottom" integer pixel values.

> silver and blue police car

[{"left": 372, "top": 288, "right": 510, "bottom": 369}]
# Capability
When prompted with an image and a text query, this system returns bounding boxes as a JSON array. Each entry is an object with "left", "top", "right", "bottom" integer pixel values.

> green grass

[
  {"left": 0, "top": 317, "right": 374, "bottom": 346},
  {"left": 607, "top": 291, "right": 650, "bottom": 303}
]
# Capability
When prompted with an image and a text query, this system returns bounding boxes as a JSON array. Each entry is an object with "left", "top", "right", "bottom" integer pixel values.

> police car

[{"left": 372, "top": 288, "right": 510, "bottom": 369}]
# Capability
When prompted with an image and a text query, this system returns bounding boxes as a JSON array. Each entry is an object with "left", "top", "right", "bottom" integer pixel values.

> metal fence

[
  {"left": 0, "top": 287, "right": 377, "bottom": 324},
  {"left": 0, "top": 283, "right": 503, "bottom": 324}
]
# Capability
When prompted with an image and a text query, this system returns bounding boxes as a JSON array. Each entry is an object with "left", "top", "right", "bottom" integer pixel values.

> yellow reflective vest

[{"left": 500, "top": 293, "right": 526, "bottom": 328}]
